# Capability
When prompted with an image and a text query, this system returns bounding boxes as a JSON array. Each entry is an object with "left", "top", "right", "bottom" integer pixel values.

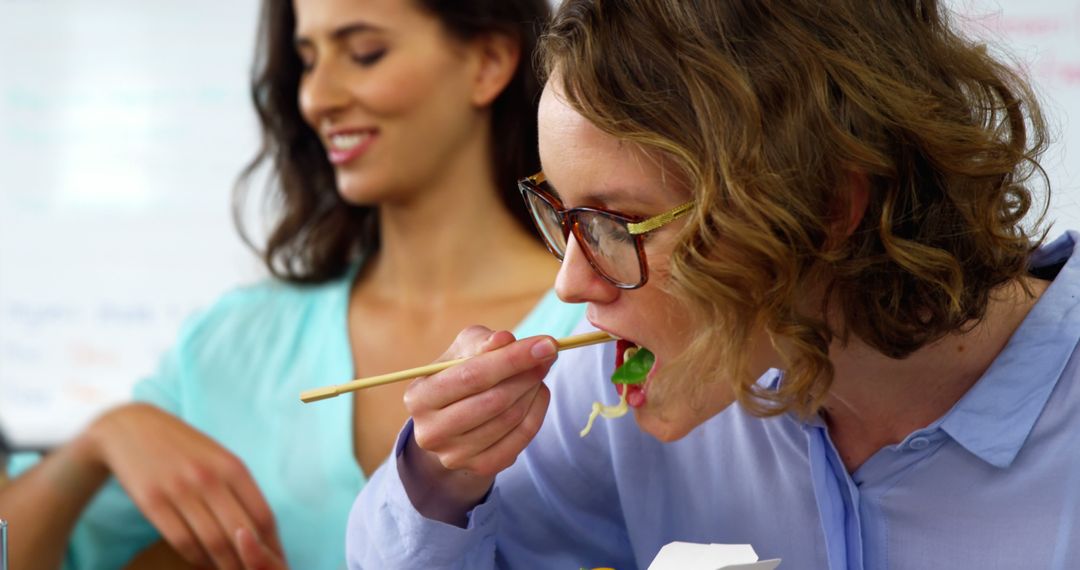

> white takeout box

[{"left": 646, "top": 542, "right": 782, "bottom": 570}]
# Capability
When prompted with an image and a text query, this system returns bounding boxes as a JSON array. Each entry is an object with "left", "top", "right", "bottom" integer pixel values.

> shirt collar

[{"left": 939, "top": 231, "right": 1080, "bottom": 468}]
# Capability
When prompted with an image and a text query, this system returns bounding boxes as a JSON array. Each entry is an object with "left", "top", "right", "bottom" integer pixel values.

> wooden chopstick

[{"left": 299, "top": 330, "right": 615, "bottom": 403}]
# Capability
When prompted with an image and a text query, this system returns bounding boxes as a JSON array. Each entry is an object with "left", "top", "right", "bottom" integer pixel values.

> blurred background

[
  {"left": 1, "top": 0, "right": 1078, "bottom": 452},
  {"left": 0, "top": 0, "right": 266, "bottom": 451}
]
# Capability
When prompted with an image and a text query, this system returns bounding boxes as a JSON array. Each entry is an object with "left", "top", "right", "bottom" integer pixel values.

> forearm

[{"left": 0, "top": 433, "right": 109, "bottom": 570}]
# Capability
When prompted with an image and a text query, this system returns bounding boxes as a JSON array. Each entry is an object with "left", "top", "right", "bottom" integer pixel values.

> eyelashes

[
  {"left": 297, "top": 48, "right": 388, "bottom": 73},
  {"left": 351, "top": 48, "right": 386, "bottom": 67}
]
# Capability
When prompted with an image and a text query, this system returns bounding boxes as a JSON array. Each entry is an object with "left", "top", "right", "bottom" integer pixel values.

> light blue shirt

[
  {"left": 347, "top": 231, "right": 1080, "bottom": 570},
  {"left": 8, "top": 267, "right": 585, "bottom": 570}
]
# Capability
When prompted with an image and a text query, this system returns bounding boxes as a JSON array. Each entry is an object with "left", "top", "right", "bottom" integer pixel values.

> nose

[
  {"left": 298, "top": 57, "right": 351, "bottom": 128},
  {"left": 555, "top": 234, "right": 620, "bottom": 305}
]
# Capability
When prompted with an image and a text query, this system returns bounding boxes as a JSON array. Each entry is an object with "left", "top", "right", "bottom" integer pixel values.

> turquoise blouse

[{"left": 9, "top": 269, "right": 585, "bottom": 570}]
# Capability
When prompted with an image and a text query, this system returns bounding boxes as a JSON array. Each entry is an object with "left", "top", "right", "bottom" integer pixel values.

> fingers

[
  {"left": 139, "top": 500, "right": 214, "bottom": 568},
  {"left": 450, "top": 382, "right": 551, "bottom": 477},
  {"left": 178, "top": 494, "right": 243, "bottom": 570},
  {"left": 131, "top": 468, "right": 222, "bottom": 568},
  {"left": 437, "top": 325, "right": 499, "bottom": 362},
  {"left": 194, "top": 457, "right": 284, "bottom": 567},
  {"left": 408, "top": 334, "right": 557, "bottom": 411},
  {"left": 408, "top": 337, "right": 557, "bottom": 467},
  {"left": 436, "top": 375, "right": 552, "bottom": 475},
  {"left": 108, "top": 406, "right": 281, "bottom": 569},
  {"left": 393, "top": 330, "right": 558, "bottom": 521},
  {"left": 223, "top": 466, "right": 284, "bottom": 557},
  {"left": 142, "top": 460, "right": 274, "bottom": 569},
  {"left": 435, "top": 327, "right": 516, "bottom": 364},
  {"left": 197, "top": 477, "right": 280, "bottom": 569},
  {"left": 235, "top": 527, "right": 287, "bottom": 570},
  {"left": 430, "top": 363, "right": 548, "bottom": 443}
]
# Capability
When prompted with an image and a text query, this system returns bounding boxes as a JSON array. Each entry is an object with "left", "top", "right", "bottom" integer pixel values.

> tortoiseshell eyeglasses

[{"left": 518, "top": 172, "right": 694, "bottom": 289}]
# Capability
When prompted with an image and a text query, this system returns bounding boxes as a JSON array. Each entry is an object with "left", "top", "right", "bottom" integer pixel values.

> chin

[
  {"left": 334, "top": 172, "right": 390, "bottom": 206},
  {"left": 632, "top": 407, "right": 697, "bottom": 443}
]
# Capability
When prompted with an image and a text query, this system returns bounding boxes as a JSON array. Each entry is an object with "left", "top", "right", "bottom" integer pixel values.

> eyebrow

[
  {"left": 566, "top": 188, "right": 653, "bottom": 215},
  {"left": 541, "top": 171, "right": 663, "bottom": 214},
  {"left": 294, "top": 21, "right": 383, "bottom": 48}
]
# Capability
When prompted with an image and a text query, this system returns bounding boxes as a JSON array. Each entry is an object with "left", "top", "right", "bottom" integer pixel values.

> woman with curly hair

[{"left": 349, "top": 1, "right": 1080, "bottom": 568}]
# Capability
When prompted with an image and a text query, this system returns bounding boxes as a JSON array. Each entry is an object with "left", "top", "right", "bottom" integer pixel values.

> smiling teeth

[{"left": 329, "top": 132, "right": 369, "bottom": 151}]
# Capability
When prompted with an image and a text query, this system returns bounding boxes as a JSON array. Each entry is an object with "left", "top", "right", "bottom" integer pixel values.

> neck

[
  {"left": 358, "top": 126, "right": 553, "bottom": 310},
  {"left": 821, "top": 277, "right": 1048, "bottom": 471}
]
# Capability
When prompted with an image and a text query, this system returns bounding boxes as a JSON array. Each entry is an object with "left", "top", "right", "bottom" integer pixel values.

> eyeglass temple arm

[
  {"left": 627, "top": 202, "right": 694, "bottom": 235},
  {"left": 527, "top": 171, "right": 691, "bottom": 236}
]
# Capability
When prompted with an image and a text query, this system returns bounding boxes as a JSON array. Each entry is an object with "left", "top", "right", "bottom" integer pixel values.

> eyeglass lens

[
  {"left": 524, "top": 188, "right": 644, "bottom": 287},
  {"left": 574, "top": 211, "right": 643, "bottom": 286},
  {"left": 523, "top": 190, "right": 568, "bottom": 257}
]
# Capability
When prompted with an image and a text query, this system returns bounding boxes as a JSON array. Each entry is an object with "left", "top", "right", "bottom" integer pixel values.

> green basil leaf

[{"left": 611, "top": 348, "right": 654, "bottom": 385}]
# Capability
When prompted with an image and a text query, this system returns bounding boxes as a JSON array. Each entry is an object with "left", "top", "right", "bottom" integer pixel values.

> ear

[
  {"left": 841, "top": 171, "right": 870, "bottom": 237},
  {"left": 824, "top": 171, "right": 870, "bottom": 250},
  {"left": 467, "top": 31, "right": 520, "bottom": 107}
]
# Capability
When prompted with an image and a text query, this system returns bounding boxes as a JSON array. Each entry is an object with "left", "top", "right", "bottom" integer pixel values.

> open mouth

[
  {"left": 579, "top": 338, "right": 654, "bottom": 438},
  {"left": 613, "top": 339, "right": 650, "bottom": 408}
]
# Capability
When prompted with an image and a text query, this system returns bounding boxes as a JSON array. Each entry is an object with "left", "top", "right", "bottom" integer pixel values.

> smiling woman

[
  {"left": 240, "top": 0, "right": 547, "bottom": 283},
  {"left": 0, "top": 1, "right": 585, "bottom": 569}
]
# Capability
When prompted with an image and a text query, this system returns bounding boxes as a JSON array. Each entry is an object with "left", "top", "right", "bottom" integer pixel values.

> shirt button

[{"left": 909, "top": 437, "right": 931, "bottom": 450}]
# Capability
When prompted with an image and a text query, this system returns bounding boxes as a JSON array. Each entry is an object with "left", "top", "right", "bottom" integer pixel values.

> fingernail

[{"left": 531, "top": 338, "right": 557, "bottom": 359}]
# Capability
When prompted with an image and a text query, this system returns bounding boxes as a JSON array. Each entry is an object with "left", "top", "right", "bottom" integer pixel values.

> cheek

[
  {"left": 357, "top": 69, "right": 434, "bottom": 116},
  {"left": 642, "top": 289, "right": 692, "bottom": 350},
  {"left": 356, "top": 53, "right": 469, "bottom": 119}
]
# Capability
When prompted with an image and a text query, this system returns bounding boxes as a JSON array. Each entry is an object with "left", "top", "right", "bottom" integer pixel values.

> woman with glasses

[
  {"left": 348, "top": 0, "right": 1080, "bottom": 568},
  {"left": 0, "top": 1, "right": 584, "bottom": 569}
]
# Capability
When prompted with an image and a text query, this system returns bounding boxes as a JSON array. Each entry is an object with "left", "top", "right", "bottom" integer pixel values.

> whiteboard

[
  {"left": 955, "top": 0, "right": 1080, "bottom": 233},
  {"left": 0, "top": 0, "right": 265, "bottom": 449},
  {"left": 1, "top": 0, "right": 1078, "bottom": 449}
]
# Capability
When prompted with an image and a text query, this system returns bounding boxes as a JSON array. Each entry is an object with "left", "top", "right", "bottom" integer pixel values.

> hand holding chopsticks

[{"left": 299, "top": 330, "right": 615, "bottom": 403}]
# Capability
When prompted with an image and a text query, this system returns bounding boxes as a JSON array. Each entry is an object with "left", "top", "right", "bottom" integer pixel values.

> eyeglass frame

[{"left": 518, "top": 171, "right": 694, "bottom": 289}]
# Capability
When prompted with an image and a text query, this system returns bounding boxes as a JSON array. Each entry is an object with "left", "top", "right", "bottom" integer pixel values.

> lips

[
  {"left": 578, "top": 330, "right": 654, "bottom": 437},
  {"left": 589, "top": 316, "right": 655, "bottom": 408},
  {"left": 614, "top": 338, "right": 648, "bottom": 408},
  {"left": 324, "top": 129, "right": 377, "bottom": 165}
]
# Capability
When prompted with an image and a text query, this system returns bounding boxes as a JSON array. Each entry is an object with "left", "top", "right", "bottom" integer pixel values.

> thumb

[{"left": 439, "top": 325, "right": 516, "bottom": 362}]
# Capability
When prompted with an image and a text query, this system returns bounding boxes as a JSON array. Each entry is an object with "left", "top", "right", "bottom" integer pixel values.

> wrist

[
  {"left": 399, "top": 434, "right": 493, "bottom": 527},
  {"left": 70, "top": 406, "right": 127, "bottom": 480},
  {"left": 24, "top": 419, "right": 112, "bottom": 503}
]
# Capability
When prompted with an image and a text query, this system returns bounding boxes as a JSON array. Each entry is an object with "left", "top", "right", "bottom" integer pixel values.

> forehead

[
  {"left": 293, "top": 0, "right": 419, "bottom": 34},
  {"left": 537, "top": 79, "right": 682, "bottom": 209}
]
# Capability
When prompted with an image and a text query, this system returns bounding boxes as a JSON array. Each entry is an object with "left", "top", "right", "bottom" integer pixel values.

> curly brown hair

[
  {"left": 234, "top": 0, "right": 550, "bottom": 283},
  {"left": 540, "top": 0, "right": 1050, "bottom": 416}
]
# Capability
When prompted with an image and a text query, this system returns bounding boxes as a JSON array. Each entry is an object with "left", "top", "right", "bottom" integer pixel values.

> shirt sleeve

[
  {"left": 130, "top": 318, "right": 189, "bottom": 413},
  {"left": 345, "top": 325, "right": 635, "bottom": 570},
  {"left": 345, "top": 420, "right": 499, "bottom": 569}
]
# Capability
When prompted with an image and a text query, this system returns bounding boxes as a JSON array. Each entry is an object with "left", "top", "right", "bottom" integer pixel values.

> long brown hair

[
  {"left": 235, "top": 0, "right": 550, "bottom": 283},
  {"left": 541, "top": 0, "right": 1049, "bottom": 416}
]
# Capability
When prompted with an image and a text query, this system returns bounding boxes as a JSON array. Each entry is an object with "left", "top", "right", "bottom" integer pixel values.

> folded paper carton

[{"left": 646, "top": 542, "right": 781, "bottom": 570}]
